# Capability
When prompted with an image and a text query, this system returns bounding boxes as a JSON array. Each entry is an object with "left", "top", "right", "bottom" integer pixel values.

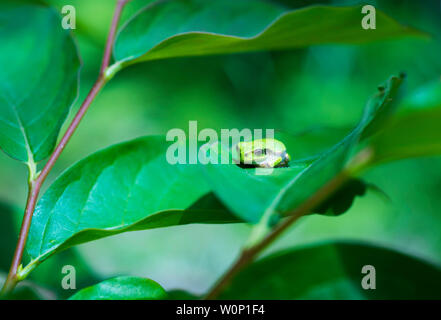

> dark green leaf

[
  {"left": 0, "top": 201, "right": 18, "bottom": 271},
  {"left": 114, "top": 1, "right": 423, "bottom": 65},
  {"left": 0, "top": 3, "right": 81, "bottom": 162},
  {"left": 26, "top": 136, "right": 236, "bottom": 267},
  {"left": 314, "top": 179, "right": 367, "bottom": 216},
  {"left": 219, "top": 242, "right": 441, "bottom": 299},
  {"left": 69, "top": 276, "right": 166, "bottom": 300}
]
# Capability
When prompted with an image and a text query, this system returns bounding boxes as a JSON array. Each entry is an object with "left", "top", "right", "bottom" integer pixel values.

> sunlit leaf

[{"left": 26, "top": 136, "right": 236, "bottom": 266}]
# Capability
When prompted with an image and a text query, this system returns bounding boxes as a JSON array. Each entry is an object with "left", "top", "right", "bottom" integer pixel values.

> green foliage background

[{"left": 1, "top": 0, "right": 440, "bottom": 298}]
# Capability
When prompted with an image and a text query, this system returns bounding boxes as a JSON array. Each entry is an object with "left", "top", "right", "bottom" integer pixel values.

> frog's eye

[{"left": 253, "top": 149, "right": 266, "bottom": 156}]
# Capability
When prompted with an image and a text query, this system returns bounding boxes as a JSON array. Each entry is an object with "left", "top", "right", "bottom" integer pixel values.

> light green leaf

[
  {"left": 114, "top": 1, "right": 423, "bottom": 65},
  {"left": 203, "top": 76, "right": 404, "bottom": 224},
  {"left": 219, "top": 242, "right": 441, "bottom": 299},
  {"left": 69, "top": 276, "right": 166, "bottom": 300},
  {"left": 0, "top": 3, "right": 81, "bottom": 162},
  {"left": 26, "top": 136, "right": 237, "bottom": 267}
]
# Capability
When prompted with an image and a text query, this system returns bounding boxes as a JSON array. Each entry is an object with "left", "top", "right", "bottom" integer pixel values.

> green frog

[{"left": 236, "top": 138, "right": 291, "bottom": 168}]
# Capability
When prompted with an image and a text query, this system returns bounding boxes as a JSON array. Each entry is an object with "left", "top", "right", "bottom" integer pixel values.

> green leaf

[
  {"left": 314, "top": 179, "right": 367, "bottom": 216},
  {"left": 0, "top": 201, "right": 18, "bottom": 271},
  {"left": 0, "top": 3, "right": 80, "bottom": 162},
  {"left": 114, "top": 1, "right": 423, "bottom": 65},
  {"left": 203, "top": 76, "right": 404, "bottom": 224},
  {"left": 369, "top": 107, "right": 441, "bottom": 164},
  {"left": 219, "top": 242, "right": 441, "bottom": 299},
  {"left": 69, "top": 276, "right": 166, "bottom": 300},
  {"left": 26, "top": 136, "right": 237, "bottom": 267}
]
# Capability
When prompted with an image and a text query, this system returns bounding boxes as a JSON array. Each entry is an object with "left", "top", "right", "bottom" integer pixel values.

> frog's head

[{"left": 237, "top": 138, "right": 291, "bottom": 168}]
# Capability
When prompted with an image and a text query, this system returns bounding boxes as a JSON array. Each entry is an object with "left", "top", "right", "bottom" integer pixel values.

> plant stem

[
  {"left": 1, "top": 0, "right": 130, "bottom": 296},
  {"left": 205, "top": 149, "right": 373, "bottom": 299},
  {"left": 204, "top": 168, "right": 353, "bottom": 300}
]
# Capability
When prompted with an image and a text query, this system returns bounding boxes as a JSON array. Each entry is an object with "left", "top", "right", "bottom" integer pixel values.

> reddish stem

[
  {"left": 1, "top": 0, "right": 130, "bottom": 295},
  {"left": 204, "top": 169, "right": 351, "bottom": 300}
]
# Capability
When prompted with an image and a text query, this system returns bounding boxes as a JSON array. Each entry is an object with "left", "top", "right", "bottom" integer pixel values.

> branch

[
  {"left": 204, "top": 169, "right": 352, "bottom": 300},
  {"left": 1, "top": 0, "right": 130, "bottom": 295},
  {"left": 204, "top": 149, "right": 372, "bottom": 300}
]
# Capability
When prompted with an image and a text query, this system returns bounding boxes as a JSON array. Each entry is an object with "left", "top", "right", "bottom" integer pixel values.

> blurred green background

[{"left": 1, "top": 0, "right": 440, "bottom": 298}]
